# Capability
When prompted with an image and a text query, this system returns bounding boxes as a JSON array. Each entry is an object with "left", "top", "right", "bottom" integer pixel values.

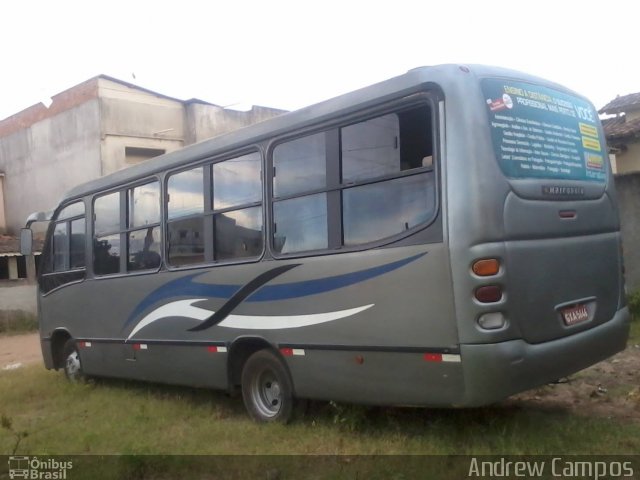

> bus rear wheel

[
  {"left": 62, "top": 339, "right": 86, "bottom": 383},
  {"left": 241, "top": 349, "right": 294, "bottom": 423}
]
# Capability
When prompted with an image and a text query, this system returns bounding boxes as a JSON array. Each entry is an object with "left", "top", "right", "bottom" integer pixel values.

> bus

[{"left": 22, "top": 64, "right": 630, "bottom": 422}]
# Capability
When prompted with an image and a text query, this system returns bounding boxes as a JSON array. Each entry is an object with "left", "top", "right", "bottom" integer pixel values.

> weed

[
  {"left": 1, "top": 414, "right": 28, "bottom": 455},
  {"left": 329, "top": 401, "right": 370, "bottom": 432},
  {"left": 0, "top": 310, "right": 38, "bottom": 334}
]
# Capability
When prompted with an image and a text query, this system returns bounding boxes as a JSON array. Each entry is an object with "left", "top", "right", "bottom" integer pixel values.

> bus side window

[
  {"left": 41, "top": 201, "right": 86, "bottom": 292},
  {"left": 167, "top": 167, "right": 205, "bottom": 266},
  {"left": 127, "top": 181, "right": 161, "bottom": 272},
  {"left": 93, "top": 192, "right": 121, "bottom": 275},
  {"left": 341, "top": 104, "right": 436, "bottom": 246},
  {"left": 213, "top": 152, "right": 263, "bottom": 261},
  {"left": 272, "top": 133, "right": 329, "bottom": 254}
]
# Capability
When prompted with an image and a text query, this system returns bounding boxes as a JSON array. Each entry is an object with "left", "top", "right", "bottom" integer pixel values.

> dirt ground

[
  {"left": 0, "top": 332, "right": 42, "bottom": 371},
  {"left": 508, "top": 342, "right": 640, "bottom": 424},
  {"left": 1, "top": 333, "right": 639, "bottom": 423}
]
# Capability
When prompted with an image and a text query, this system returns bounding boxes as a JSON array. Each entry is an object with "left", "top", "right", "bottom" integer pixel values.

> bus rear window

[{"left": 482, "top": 78, "right": 606, "bottom": 183}]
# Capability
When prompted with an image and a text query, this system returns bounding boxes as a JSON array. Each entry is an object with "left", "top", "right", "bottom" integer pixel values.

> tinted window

[
  {"left": 168, "top": 217, "right": 205, "bottom": 266},
  {"left": 94, "top": 234, "right": 121, "bottom": 275},
  {"left": 70, "top": 218, "right": 85, "bottom": 269},
  {"left": 48, "top": 203, "right": 86, "bottom": 275},
  {"left": 58, "top": 202, "right": 85, "bottom": 221},
  {"left": 215, "top": 206, "right": 263, "bottom": 260},
  {"left": 52, "top": 223, "right": 68, "bottom": 272},
  {"left": 168, "top": 167, "right": 204, "bottom": 220},
  {"left": 94, "top": 192, "right": 120, "bottom": 235},
  {"left": 342, "top": 113, "right": 400, "bottom": 182},
  {"left": 129, "top": 182, "right": 160, "bottom": 228},
  {"left": 273, "top": 133, "right": 326, "bottom": 197},
  {"left": 342, "top": 107, "right": 431, "bottom": 183},
  {"left": 128, "top": 227, "right": 161, "bottom": 271},
  {"left": 273, "top": 193, "right": 327, "bottom": 253},
  {"left": 343, "top": 173, "right": 435, "bottom": 245},
  {"left": 213, "top": 152, "right": 261, "bottom": 209}
]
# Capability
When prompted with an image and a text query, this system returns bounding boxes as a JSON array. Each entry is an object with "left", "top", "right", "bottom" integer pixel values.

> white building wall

[{"left": 0, "top": 99, "right": 102, "bottom": 234}]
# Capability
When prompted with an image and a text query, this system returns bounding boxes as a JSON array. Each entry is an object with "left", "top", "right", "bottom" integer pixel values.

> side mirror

[{"left": 20, "top": 228, "right": 33, "bottom": 256}]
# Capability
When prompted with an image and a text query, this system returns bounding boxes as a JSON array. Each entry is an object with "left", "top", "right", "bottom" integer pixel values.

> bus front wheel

[
  {"left": 241, "top": 349, "right": 294, "bottom": 423},
  {"left": 62, "top": 339, "right": 86, "bottom": 383}
]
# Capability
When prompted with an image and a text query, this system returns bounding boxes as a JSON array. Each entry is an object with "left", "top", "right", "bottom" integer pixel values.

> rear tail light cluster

[
  {"left": 475, "top": 285, "right": 502, "bottom": 303},
  {"left": 477, "top": 312, "right": 506, "bottom": 330},
  {"left": 472, "top": 258, "right": 500, "bottom": 276},
  {"left": 472, "top": 258, "right": 506, "bottom": 330}
]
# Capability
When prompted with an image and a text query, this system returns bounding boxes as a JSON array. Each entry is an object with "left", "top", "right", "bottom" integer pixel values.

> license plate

[{"left": 561, "top": 304, "right": 589, "bottom": 326}]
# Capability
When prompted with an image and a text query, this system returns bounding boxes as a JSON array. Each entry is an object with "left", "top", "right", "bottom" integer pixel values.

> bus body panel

[
  {"left": 459, "top": 306, "right": 629, "bottom": 406},
  {"left": 286, "top": 349, "right": 464, "bottom": 406},
  {"left": 504, "top": 232, "right": 621, "bottom": 344},
  {"left": 40, "top": 243, "right": 458, "bottom": 398}
]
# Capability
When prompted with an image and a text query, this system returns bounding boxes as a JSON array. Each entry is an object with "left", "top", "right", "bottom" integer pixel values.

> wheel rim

[
  {"left": 250, "top": 368, "right": 282, "bottom": 418},
  {"left": 65, "top": 350, "right": 82, "bottom": 381}
]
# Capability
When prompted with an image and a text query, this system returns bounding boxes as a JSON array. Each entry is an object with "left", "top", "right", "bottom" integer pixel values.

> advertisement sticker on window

[{"left": 482, "top": 78, "right": 606, "bottom": 182}]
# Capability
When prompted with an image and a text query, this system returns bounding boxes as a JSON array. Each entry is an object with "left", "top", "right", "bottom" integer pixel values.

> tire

[
  {"left": 241, "top": 349, "right": 294, "bottom": 423},
  {"left": 62, "top": 339, "right": 86, "bottom": 383}
]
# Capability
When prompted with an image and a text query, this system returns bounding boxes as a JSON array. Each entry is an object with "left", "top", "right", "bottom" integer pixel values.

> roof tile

[
  {"left": 599, "top": 92, "right": 640, "bottom": 115},
  {"left": 602, "top": 115, "right": 640, "bottom": 140}
]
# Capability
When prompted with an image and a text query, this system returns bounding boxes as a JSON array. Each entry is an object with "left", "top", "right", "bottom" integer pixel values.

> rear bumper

[{"left": 458, "top": 306, "right": 630, "bottom": 406}]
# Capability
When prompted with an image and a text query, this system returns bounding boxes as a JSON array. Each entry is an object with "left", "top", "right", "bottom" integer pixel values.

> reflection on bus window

[
  {"left": 94, "top": 192, "right": 120, "bottom": 236},
  {"left": 215, "top": 206, "right": 263, "bottom": 260},
  {"left": 128, "top": 227, "right": 161, "bottom": 271},
  {"left": 273, "top": 193, "right": 328, "bottom": 253},
  {"left": 343, "top": 173, "right": 435, "bottom": 245},
  {"left": 128, "top": 182, "right": 160, "bottom": 228},
  {"left": 168, "top": 167, "right": 204, "bottom": 220},
  {"left": 213, "top": 153, "right": 261, "bottom": 210},
  {"left": 273, "top": 133, "right": 326, "bottom": 197},
  {"left": 93, "top": 235, "right": 121, "bottom": 275},
  {"left": 168, "top": 217, "right": 204, "bottom": 266}
]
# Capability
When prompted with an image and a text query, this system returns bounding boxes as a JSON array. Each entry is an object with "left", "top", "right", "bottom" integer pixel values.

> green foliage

[
  {"left": 329, "top": 401, "right": 369, "bottom": 432},
  {"left": 628, "top": 290, "right": 640, "bottom": 321},
  {"left": 0, "top": 310, "right": 38, "bottom": 334}
]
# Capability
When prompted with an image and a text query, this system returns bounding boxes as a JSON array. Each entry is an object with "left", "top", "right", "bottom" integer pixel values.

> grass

[
  {"left": 2, "top": 367, "right": 639, "bottom": 479},
  {"left": 630, "top": 316, "right": 640, "bottom": 344},
  {"left": 628, "top": 289, "right": 640, "bottom": 344},
  {"left": 1, "top": 366, "right": 639, "bottom": 458},
  {"left": 0, "top": 310, "right": 38, "bottom": 335}
]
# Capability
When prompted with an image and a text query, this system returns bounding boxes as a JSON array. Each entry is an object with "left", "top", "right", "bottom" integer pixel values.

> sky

[{"left": 1, "top": 0, "right": 638, "bottom": 121}]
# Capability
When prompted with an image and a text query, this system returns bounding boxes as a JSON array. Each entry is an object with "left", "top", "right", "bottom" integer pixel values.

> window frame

[
  {"left": 39, "top": 200, "right": 87, "bottom": 295},
  {"left": 164, "top": 147, "right": 266, "bottom": 271},
  {"left": 46, "top": 201, "right": 87, "bottom": 274},
  {"left": 91, "top": 176, "right": 163, "bottom": 278},
  {"left": 267, "top": 93, "right": 440, "bottom": 259}
]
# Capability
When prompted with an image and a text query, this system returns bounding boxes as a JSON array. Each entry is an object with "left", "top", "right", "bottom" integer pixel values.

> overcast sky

[{"left": 1, "top": 0, "right": 638, "bottom": 121}]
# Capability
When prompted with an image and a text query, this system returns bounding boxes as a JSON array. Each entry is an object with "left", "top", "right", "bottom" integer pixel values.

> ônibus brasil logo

[{"left": 8, "top": 456, "right": 72, "bottom": 479}]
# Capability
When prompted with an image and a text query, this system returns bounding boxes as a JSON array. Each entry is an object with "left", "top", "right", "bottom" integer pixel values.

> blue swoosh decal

[
  {"left": 246, "top": 253, "right": 424, "bottom": 301},
  {"left": 123, "top": 252, "right": 426, "bottom": 329}
]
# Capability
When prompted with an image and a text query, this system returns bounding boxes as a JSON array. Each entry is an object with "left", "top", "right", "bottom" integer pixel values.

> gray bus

[{"left": 22, "top": 65, "right": 630, "bottom": 422}]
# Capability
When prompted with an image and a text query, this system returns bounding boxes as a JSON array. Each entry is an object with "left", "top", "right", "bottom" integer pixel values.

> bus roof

[{"left": 62, "top": 64, "right": 579, "bottom": 201}]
